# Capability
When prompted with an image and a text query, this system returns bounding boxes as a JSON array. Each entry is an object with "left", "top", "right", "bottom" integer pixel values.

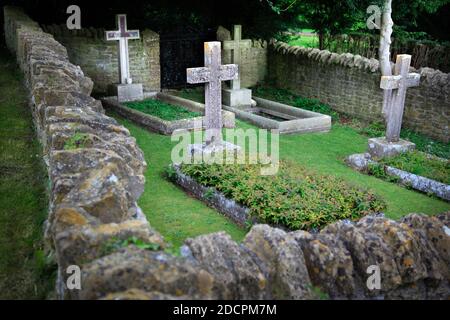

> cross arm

[
  {"left": 106, "top": 31, "right": 121, "bottom": 41},
  {"left": 125, "top": 30, "right": 140, "bottom": 40},
  {"left": 219, "top": 64, "right": 238, "bottom": 81},
  {"left": 380, "top": 73, "right": 420, "bottom": 90},
  {"left": 187, "top": 67, "right": 211, "bottom": 84},
  {"left": 223, "top": 39, "right": 252, "bottom": 50}
]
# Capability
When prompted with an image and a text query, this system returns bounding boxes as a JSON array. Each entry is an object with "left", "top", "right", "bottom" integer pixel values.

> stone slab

[
  {"left": 116, "top": 83, "right": 144, "bottom": 102},
  {"left": 224, "top": 96, "right": 331, "bottom": 134},
  {"left": 368, "top": 137, "right": 416, "bottom": 159},
  {"left": 188, "top": 141, "right": 241, "bottom": 158},
  {"left": 222, "top": 88, "right": 253, "bottom": 109}
]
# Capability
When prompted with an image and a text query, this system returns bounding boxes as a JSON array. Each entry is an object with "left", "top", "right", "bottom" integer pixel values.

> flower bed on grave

[
  {"left": 346, "top": 151, "right": 450, "bottom": 201},
  {"left": 372, "top": 151, "right": 449, "bottom": 185},
  {"left": 101, "top": 93, "right": 236, "bottom": 135},
  {"left": 170, "top": 160, "right": 386, "bottom": 230}
]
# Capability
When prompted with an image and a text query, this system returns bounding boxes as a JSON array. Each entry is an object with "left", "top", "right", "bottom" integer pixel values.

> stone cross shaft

[
  {"left": 223, "top": 25, "right": 251, "bottom": 90},
  {"left": 380, "top": 54, "right": 420, "bottom": 142},
  {"left": 106, "top": 14, "right": 140, "bottom": 85},
  {"left": 187, "top": 42, "right": 238, "bottom": 145}
]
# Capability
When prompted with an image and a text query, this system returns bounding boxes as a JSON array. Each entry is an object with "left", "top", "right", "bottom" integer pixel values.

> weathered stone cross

[
  {"left": 106, "top": 14, "right": 140, "bottom": 85},
  {"left": 187, "top": 41, "right": 238, "bottom": 145},
  {"left": 223, "top": 25, "right": 251, "bottom": 90},
  {"left": 380, "top": 54, "right": 420, "bottom": 142}
]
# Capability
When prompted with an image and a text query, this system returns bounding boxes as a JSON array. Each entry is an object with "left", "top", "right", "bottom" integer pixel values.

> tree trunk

[
  {"left": 379, "top": 0, "right": 394, "bottom": 120},
  {"left": 318, "top": 33, "right": 324, "bottom": 50}
]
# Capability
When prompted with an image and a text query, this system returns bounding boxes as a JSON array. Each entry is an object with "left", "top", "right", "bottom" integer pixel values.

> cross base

[
  {"left": 116, "top": 83, "right": 144, "bottom": 102},
  {"left": 222, "top": 88, "right": 253, "bottom": 109},
  {"left": 188, "top": 141, "right": 241, "bottom": 158},
  {"left": 368, "top": 137, "right": 415, "bottom": 159}
]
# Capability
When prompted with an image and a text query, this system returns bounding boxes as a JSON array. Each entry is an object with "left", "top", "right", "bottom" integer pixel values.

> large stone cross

[
  {"left": 223, "top": 25, "right": 251, "bottom": 90},
  {"left": 106, "top": 14, "right": 140, "bottom": 85},
  {"left": 380, "top": 54, "right": 420, "bottom": 142},
  {"left": 187, "top": 41, "right": 238, "bottom": 145}
]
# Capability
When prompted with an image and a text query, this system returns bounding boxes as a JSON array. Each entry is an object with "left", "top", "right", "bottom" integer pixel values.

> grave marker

[
  {"left": 106, "top": 14, "right": 143, "bottom": 102},
  {"left": 186, "top": 41, "right": 240, "bottom": 155},
  {"left": 222, "top": 25, "right": 253, "bottom": 108},
  {"left": 368, "top": 54, "right": 420, "bottom": 158}
]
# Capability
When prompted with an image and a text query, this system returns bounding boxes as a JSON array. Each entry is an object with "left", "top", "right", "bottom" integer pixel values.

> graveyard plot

[
  {"left": 112, "top": 111, "right": 450, "bottom": 248},
  {"left": 172, "top": 161, "right": 386, "bottom": 231},
  {"left": 166, "top": 88, "right": 332, "bottom": 134},
  {"left": 101, "top": 93, "right": 235, "bottom": 135},
  {"left": 225, "top": 96, "right": 332, "bottom": 134},
  {"left": 347, "top": 151, "right": 450, "bottom": 201}
]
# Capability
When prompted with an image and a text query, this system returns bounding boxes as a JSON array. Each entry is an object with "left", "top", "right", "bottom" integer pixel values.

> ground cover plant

[
  {"left": 179, "top": 161, "right": 386, "bottom": 230},
  {"left": 124, "top": 98, "right": 202, "bottom": 121},
  {"left": 370, "top": 151, "right": 450, "bottom": 185}
]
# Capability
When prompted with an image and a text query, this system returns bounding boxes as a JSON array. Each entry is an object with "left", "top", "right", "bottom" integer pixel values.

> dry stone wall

[
  {"left": 5, "top": 6, "right": 450, "bottom": 300},
  {"left": 41, "top": 24, "right": 160, "bottom": 95},
  {"left": 268, "top": 41, "right": 450, "bottom": 143}
]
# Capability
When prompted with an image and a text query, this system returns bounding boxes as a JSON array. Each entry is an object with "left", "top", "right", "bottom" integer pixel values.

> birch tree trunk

[{"left": 379, "top": 0, "right": 394, "bottom": 120}]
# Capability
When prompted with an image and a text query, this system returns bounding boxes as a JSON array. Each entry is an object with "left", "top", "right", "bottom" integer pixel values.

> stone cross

[
  {"left": 187, "top": 42, "right": 238, "bottom": 145},
  {"left": 106, "top": 14, "right": 140, "bottom": 85},
  {"left": 223, "top": 25, "right": 251, "bottom": 90},
  {"left": 380, "top": 54, "right": 420, "bottom": 142}
]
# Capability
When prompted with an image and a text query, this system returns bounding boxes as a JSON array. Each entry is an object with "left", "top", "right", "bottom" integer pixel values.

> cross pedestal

[
  {"left": 222, "top": 25, "right": 253, "bottom": 109},
  {"left": 186, "top": 41, "right": 240, "bottom": 157},
  {"left": 106, "top": 14, "right": 143, "bottom": 102},
  {"left": 368, "top": 54, "right": 420, "bottom": 158}
]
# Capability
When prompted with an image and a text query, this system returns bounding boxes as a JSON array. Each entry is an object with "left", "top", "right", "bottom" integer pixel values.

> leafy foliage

[
  {"left": 124, "top": 99, "right": 201, "bottom": 121},
  {"left": 180, "top": 161, "right": 386, "bottom": 231},
  {"left": 377, "top": 151, "right": 450, "bottom": 184},
  {"left": 64, "top": 132, "right": 91, "bottom": 150}
]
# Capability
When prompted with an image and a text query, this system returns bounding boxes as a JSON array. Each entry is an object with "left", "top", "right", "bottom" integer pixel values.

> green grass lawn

[
  {"left": 111, "top": 95, "right": 449, "bottom": 248},
  {"left": 0, "top": 49, "right": 55, "bottom": 299}
]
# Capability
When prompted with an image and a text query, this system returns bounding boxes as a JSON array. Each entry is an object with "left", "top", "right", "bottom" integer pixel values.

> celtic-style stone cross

[
  {"left": 223, "top": 25, "right": 251, "bottom": 90},
  {"left": 380, "top": 54, "right": 420, "bottom": 142},
  {"left": 106, "top": 14, "right": 140, "bottom": 85},
  {"left": 187, "top": 42, "right": 238, "bottom": 145}
]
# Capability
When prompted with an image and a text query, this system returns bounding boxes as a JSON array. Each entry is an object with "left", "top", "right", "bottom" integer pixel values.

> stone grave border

[
  {"left": 346, "top": 152, "right": 450, "bottom": 201},
  {"left": 224, "top": 96, "right": 332, "bottom": 134},
  {"left": 101, "top": 93, "right": 235, "bottom": 135}
]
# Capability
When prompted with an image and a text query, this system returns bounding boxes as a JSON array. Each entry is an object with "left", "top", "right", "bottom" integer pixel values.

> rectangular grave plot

[
  {"left": 101, "top": 94, "right": 235, "bottom": 135},
  {"left": 224, "top": 96, "right": 332, "bottom": 134}
]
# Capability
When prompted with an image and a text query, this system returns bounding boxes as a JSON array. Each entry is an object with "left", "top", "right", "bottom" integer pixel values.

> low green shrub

[
  {"left": 124, "top": 98, "right": 201, "bottom": 121},
  {"left": 180, "top": 161, "right": 386, "bottom": 230},
  {"left": 378, "top": 151, "right": 449, "bottom": 185}
]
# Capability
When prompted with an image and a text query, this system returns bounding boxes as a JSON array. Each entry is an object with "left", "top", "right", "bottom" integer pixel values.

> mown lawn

[
  {"left": 111, "top": 93, "right": 450, "bottom": 247},
  {"left": 0, "top": 49, "right": 55, "bottom": 299}
]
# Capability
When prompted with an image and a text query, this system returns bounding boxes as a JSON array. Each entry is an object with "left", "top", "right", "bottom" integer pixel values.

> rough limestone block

[
  {"left": 116, "top": 83, "right": 144, "bottom": 102},
  {"left": 368, "top": 137, "right": 415, "bottom": 159},
  {"left": 222, "top": 88, "right": 252, "bottom": 108}
]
